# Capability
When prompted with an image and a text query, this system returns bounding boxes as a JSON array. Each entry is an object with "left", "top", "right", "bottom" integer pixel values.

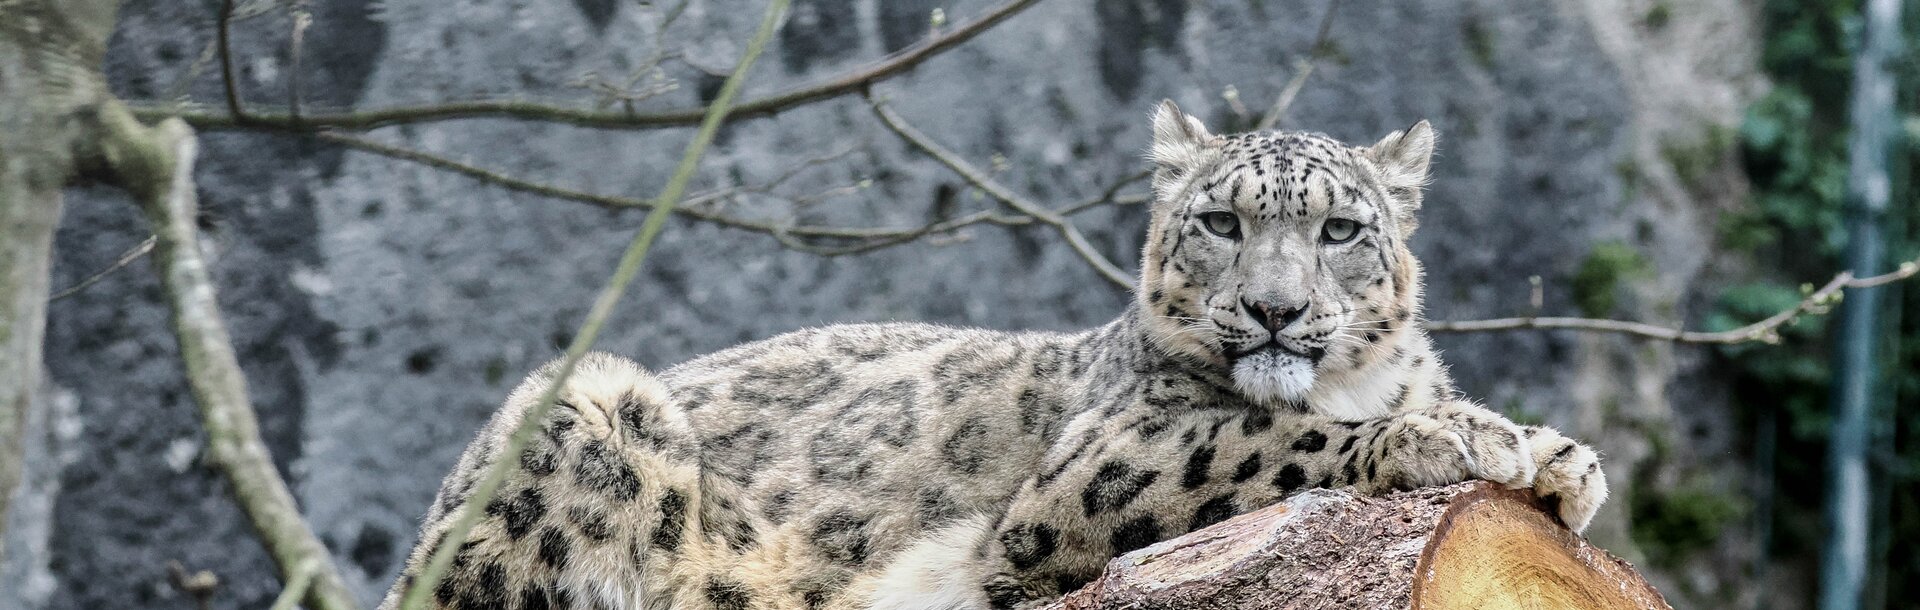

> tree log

[{"left": 1046, "top": 481, "right": 1670, "bottom": 610}]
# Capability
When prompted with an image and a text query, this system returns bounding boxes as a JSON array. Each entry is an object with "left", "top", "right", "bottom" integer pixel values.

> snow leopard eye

[
  {"left": 1321, "top": 218, "right": 1361, "bottom": 244},
  {"left": 1200, "top": 211, "right": 1241, "bottom": 239}
]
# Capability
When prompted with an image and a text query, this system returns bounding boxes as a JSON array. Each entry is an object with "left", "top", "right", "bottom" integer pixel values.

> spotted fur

[{"left": 382, "top": 102, "right": 1608, "bottom": 610}]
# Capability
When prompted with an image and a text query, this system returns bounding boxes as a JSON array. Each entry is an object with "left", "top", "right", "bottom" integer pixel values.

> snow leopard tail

[{"left": 380, "top": 352, "right": 725, "bottom": 610}]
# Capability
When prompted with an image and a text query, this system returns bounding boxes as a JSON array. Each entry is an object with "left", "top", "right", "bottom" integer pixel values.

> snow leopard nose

[{"left": 1243, "top": 297, "right": 1309, "bottom": 332}]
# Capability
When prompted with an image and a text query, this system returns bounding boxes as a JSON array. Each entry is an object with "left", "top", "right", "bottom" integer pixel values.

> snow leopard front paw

[
  {"left": 1384, "top": 401, "right": 1536, "bottom": 491},
  {"left": 1521, "top": 425, "right": 1608, "bottom": 532}
]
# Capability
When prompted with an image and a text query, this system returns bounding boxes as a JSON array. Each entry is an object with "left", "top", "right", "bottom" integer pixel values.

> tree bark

[
  {"left": 131, "top": 115, "right": 361, "bottom": 610},
  {"left": 0, "top": 0, "right": 120, "bottom": 557},
  {"left": 0, "top": 122, "right": 64, "bottom": 565},
  {"left": 0, "top": 3, "right": 362, "bottom": 607},
  {"left": 1047, "top": 481, "right": 1671, "bottom": 610}
]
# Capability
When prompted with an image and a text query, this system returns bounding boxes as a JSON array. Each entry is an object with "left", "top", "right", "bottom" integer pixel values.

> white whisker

[{"left": 1337, "top": 319, "right": 1393, "bottom": 329}]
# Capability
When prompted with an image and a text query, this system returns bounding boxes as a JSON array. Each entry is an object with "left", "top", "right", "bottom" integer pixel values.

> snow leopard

[{"left": 380, "top": 101, "right": 1608, "bottom": 610}]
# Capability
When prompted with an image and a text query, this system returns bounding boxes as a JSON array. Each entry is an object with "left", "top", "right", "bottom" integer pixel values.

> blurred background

[{"left": 2, "top": 0, "right": 1916, "bottom": 609}]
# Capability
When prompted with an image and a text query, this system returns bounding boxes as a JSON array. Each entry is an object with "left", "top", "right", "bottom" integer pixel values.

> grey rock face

[{"left": 4, "top": 0, "right": 1758, "bottom": 608}]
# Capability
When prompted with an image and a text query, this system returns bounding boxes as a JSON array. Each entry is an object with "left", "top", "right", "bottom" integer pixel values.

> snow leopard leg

[
  {"left": 965, "top": 402, "right": 1540, "bottom": 608},
  {"left": 1519, "top": 424, "right": 1609, "bottom": 531}
]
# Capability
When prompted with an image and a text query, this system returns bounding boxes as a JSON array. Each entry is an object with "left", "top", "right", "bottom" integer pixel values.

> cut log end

[
  {"left": 1048, "top": 481, "right": 1670, "bottom": 610},
  {"left": 1413, "top": 485, "right": 1669, "bottom": 610}
]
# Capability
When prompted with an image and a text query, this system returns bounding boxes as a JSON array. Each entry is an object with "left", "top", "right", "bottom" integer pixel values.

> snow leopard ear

[
  {"left": 1149, "top": 100, "right": 1214, "bottom": 200},
  {"left": 1366, "top": 120, "right": 1436, "bottom": 235}
]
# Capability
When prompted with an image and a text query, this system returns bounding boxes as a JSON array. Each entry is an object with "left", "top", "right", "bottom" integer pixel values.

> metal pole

[{"left": 1821, "top": 0, "right": 1901, "bottom": 608}]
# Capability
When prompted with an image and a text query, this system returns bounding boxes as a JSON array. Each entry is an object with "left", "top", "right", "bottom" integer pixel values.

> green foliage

[
  {"left": 1709, "top": 284, "right": 1835, "bottom": 440},
  {"left": 1631, "top": 478, "right": 1749, "bottom": 569},
  {"left": 1714, "top": 0, "right": 1920, "bottom": 604},
  {"left": 1739, "top": 89, "right": 1850, "bottom": 256},
  {"left": 1572, "top": 241, "right": 1651, "bottom": 317}
]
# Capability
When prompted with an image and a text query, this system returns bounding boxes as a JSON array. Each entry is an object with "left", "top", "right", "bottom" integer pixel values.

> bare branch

[
  {"left": 313, "top": 130, "right": 1149, "bottom": 256},
  {"left": 130, "top": 0, "right": 1044, "bottom": 132},
  {"left": 1256, "top": 0, "right": 1341, "bottom": 131},
  {"left": 163, "top": 40, "right": 219, "bottom": 103},
  {"left": 48, "top": 235, "right": 156, "bottom": 301},
  {"left": 166, "top": 560, "right": 219, "bottom": 610},
  {"left": 868, "top": 93, "right": 1137, "bottom": 289},
  {"left": 396, "top": 1, "right": 789, "bottom": 607},
  {"left": 569, "top": 51, "right": 683, "bottom": 111},
  {"left": 216, "top": 0, "right": 249, "bottom": 123},
  {"left": 99, "top": 107, "right": 358, "bottom": 608},
  {"left": 1068, "top": 170, "right": 1152, "bottom": 215},
  {"left": 316, "top": 131, "right": 868, "bottom": 236},
  {"left": 1426, "top": 257, "right": 1920, "bottom": 344},
  {"left": 288, "top": 2, "right": 310, "bottom": 122},
  {"left": 3, "top": 0, "right": 358, "bottom": 602},
  {"left": 267, "top": 560, "right": 316, "bottom": 610},
  {"left": 309, "top": 68, "right": 1916, "bottom": 348},
  {"left": 777, "top": 177, "right": 1150, "bottom": 257}
]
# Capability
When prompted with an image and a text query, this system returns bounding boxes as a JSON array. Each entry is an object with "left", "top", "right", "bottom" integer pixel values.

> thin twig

[
  {"left": 48, "top": 235, "right": 156, "bottom": 301},
  {"left": 165, "top": 560, "right": 217, "bottom": 610},
  {"left": 658, "top": 0, "right": 694, "bottom": 31},
  {"left": 216, "top": 0, "right": 249, "bottom": 123},
  {"left": 316, "top": 131, "right": 863, "bottom": 235},
  {"left": 571, "top": 51, "right": 683, "bottom": 111},
  {"left": 1426, "top": 257, "right": 1920, "bottom": 344},
  {"left": 287, "top": 2, "right": 310, "bottom": 123},
  {"left": 783, "top": 177, "right": 1150, "bottom": 257},
  {"left": 160, "top": 39, "right": 219, "bottom": 103},
  {"left": 1256, "top": 0, "right": 1341, "bottom": 131},
  {"left": 165, "top": 0, "right": 294, "bottom": 105},
  {"left": 1066, "top": 170, "right": 1152, "bottom": 215},
  {"left": 131, "top": 0, "right": 1044, "bottom": 132},
  {"left": 313, "top": 130, "right": 1148, "bottom": 255},
  {"left": 868, "top": 93, "right": 1136, "bottom": 289},
  {"left": 166, "top": 560, "right": 218, "bottom": 610},
  {"left": 395, "top": 1, "right": 788, "bottom": 607}
]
